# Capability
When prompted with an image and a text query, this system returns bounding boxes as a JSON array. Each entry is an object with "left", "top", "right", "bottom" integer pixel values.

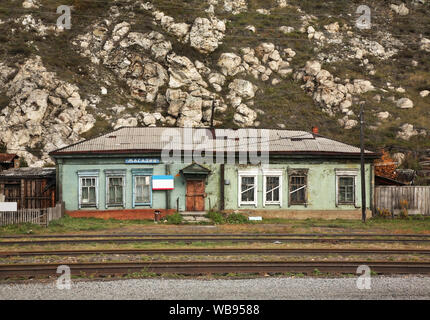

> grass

[
  {"left": 1, "top": 215, "right": 430, "bottom": 236},
  {"left": 0, "top": 215, "right": 153, "bottom": 235}
]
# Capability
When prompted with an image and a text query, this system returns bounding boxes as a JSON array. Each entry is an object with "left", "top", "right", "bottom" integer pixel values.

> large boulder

[
  {"left": 390, "top": 3, "right": 409, "bottom": 15},
  {"left": 304, "top": 60, "right": 321, "bottom": 76},
  {"left": 167, "top": 54, "right": 206, "bottom": 88},
  {"left": 397, "top": 123, "right": 418, "bottom": 140},
  {"left": 217, "top": 53, "right": 243, "bottom": 76},
  {"left": 228, "top": 79, "right": 257, "bottom": 100},
  {"left": 234, "top": 104, "right": 257, "bottom": 127},
  {"left": 396, "top": 98, "right": 414, "bottom": 109},
  {"left": 189, "top": 17, "right": 225, "bottom": 54}
]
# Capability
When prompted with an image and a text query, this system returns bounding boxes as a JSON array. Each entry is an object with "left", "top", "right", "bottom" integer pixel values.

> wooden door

[{"left": 186, "top": 180, "right": 205, "bottom": 211}]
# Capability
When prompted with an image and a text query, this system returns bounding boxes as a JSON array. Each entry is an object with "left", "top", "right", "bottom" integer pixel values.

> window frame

[
  {"left": 262, "top": 169, "right": 283, "bottom": 207},
  {"left": 131, "top": 168, "right": 153, "bottom": 208},
  {"left": 335, "top": 169, "right": 358, "bottom": 206},
  {"left": 287, "top": 169, "right": 308, "bottom": 206},
  {"left": 238, "top": 170, "right": 258, "bottom": 207},
  {"left": 77, "top": 170, "right": 99, "bottom": 209},
  {"left": 105, "top": 170, "right": 126, "bottom": 208}
]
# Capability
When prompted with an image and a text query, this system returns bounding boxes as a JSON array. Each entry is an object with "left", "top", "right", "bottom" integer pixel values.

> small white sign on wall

[
  {"left": 249, "top": 216, "right": 262, "bottom": 221},
  {"left": 0, "top": 202, "right": 17, "bottom": 212},
  {"left": 152, "top": 175, "right": 174, "bottom": 190}
]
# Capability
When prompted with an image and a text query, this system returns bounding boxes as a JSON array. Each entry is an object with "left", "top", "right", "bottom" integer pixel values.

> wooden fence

[
  {"left": 375, "top": 186, "right": 430, "bottom": 216},
  {"left": 0, "top": 202, "right": 64, "bottom": 227}
]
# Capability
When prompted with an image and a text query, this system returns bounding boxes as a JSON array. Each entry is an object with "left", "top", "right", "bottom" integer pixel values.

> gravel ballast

[{"left": 1, "top": 276, "right": 430, "bottom": 300}]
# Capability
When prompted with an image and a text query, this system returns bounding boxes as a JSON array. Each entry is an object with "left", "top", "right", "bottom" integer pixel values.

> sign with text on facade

[
  {"left": 125, "top": 158, "right": 160, "bottom": 164},
  {"left": 152, "top": 175, "right": 174, "bottom": 190},
  {"left": 0, "top": 202, "right": 17, "bottom": 212}
]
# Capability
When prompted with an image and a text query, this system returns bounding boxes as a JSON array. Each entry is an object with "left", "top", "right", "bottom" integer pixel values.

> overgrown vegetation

[
  {"left": 1, "top": 214, "right": 430, "bottom": 235},
  {"left": 166, "top": 212, "right": 183, "bottom": 225}
]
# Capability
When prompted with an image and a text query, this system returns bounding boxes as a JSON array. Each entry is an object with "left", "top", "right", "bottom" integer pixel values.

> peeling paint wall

[{"left": 59, "top": 157, "right": 372, "bottom": 213}]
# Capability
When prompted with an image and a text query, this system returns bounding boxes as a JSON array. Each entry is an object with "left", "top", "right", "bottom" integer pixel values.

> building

[
  {"left": 0, "top": 167, "right": 56, "bottom": 209},
  {"left": 50, "top": 127, "right": 377, "bottom": 220},
  {"left": 0, "top": 153, "right": 19, "bottom": 172}
]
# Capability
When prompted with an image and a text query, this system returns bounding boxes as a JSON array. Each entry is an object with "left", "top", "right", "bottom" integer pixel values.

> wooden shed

[
  {"left": 0, "top": 153, "right": 19, "bottom": 172},
  {"left": 0, "top": 167, "right": 56, "bottom": 209}
]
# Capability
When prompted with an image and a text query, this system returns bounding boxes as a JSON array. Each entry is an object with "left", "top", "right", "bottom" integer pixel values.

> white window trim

[
  {"left": 78, "top": 176, "right": 99, "bottom": 209},
  {"left": 335, "top": 169, "right": 358, "bottom": 207},
  {"left": 105, "top": 174, "right": 126, "bottom": 209},
  {"left": 262, "top": 170, "right": 283, "bottom": 207},
  {"left": 133, "top": 175, "right": 152, "bottom": 207},
  {"left": 238, "top": 170, "right": 258, "bottom": 207}
]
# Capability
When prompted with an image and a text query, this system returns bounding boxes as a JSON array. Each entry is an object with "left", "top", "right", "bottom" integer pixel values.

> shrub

[
  {"left": 226, "top": 213, "right": 248, "bottom": 224},
  {"left": 399, "top": 200, "right": 409, "bottom": 219},
  {"left": 206, "top": 211, "right": 225, "bottom": 224},
  {"left": 376, "top": 208, "right": 392, "bottom": 219},
  {"left": 167, "top": 212, "right": 183, "bottom": 225}
]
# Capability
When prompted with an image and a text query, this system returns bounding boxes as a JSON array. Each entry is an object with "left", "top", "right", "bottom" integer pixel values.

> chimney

[{"left": 312, "top": 126, "right": 319, "bottom": 135}]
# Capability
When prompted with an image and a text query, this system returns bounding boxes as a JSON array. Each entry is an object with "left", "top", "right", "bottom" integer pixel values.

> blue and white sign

[
  {"left": 125, "top": 158, "right": 160, "bottom": 164},
  {"left": 152, "top": 175, "right": 174, "bottom": 190}
]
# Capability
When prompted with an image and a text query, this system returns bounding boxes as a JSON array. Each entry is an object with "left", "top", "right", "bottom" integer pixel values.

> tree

[{"left": 374, "top": 150, "right": 397, "bottom": 179}]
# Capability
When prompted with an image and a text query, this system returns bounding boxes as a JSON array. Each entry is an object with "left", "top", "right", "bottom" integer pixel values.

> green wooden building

[{"left": 50, "top": 127, "right": 377, "bottom": 220}]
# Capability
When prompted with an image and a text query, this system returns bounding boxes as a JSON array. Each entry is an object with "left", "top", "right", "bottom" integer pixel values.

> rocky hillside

[{"left": 0, "top": 0, "right": 429, "bottom": 167}]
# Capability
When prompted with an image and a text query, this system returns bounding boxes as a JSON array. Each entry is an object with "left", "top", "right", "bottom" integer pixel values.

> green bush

[
  {"left": 206, "top": 211, "right": 226, "bottom": 224},
  {"left": 167, "top": 212, "right": 183, "bottom": 225},
  {"left": 226, "top": 213, "right": 249, "bottom": 224}
]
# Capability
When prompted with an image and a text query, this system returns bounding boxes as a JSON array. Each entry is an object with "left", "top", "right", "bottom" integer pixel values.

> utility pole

[{"left": 360, "top": 103, "right": 366, "bottom": 223}]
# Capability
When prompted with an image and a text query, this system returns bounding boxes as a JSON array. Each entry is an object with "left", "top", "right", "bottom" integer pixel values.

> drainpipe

[
  {"left": 370, "top": 163, "right": 374, "bottom": 217},
  {"left": 220, "top": 164, "right": 225, "bottom": 211},
  {"left": 166, "top": 163, "right": 170, "bottom": 210}
]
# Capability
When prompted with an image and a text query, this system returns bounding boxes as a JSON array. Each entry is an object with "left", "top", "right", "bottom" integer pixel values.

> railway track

[
  {"left": 1, "top": 232, "right": 430, "bottom": 239},
  {"left": 1, "top": 248, "right": 430, "bottom": 257},
  {"left": 1, "top": 261, "right": 430, "bottom": 278},
  {"left": 1, "top": 236, "right": 430, "bottom": 245}
]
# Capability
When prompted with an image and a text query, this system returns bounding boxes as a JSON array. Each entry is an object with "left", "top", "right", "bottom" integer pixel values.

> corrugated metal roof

[
  {"left": 0, "top": 167, "right": 56, "bottom": 178},
  {"left": 50, "top": 127, "right": 374, "bottom": 156}
]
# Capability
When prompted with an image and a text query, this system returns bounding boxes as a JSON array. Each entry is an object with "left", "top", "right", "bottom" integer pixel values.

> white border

[
  {"left": 262, "top": 169, "right": 283, "bottom": 207},
  {"left": 238, "top": 170, "right": 258, "bottom": 207}
]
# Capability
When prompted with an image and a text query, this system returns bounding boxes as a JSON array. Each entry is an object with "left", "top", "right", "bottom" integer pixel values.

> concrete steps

[{"left": 180, "top": 211, "right": 211, "bottom": 223}]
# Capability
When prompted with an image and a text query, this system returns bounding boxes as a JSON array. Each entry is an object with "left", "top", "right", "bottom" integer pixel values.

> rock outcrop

[{"left": 0, "top": 56, "right": 95, "bottom": 166}]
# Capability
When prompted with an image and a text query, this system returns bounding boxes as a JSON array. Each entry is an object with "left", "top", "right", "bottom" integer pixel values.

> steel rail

[
  {"left": 1, "top": 261, "right": 430, "bottom": 278},
  {"left": 1, "top": 233, "right": 430, "bottom": 239},
  {"left": 1, "top": 248, "right": 430, "bottom": 257},
  {"left": 1, "top": 237, "right": 430, "bottom": 245}
]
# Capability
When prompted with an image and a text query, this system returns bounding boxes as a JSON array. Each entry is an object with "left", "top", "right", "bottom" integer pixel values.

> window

[
  {"left": 288, "top": 169, "right": 308, "bottom": 206},
  {"left": 263, "top": 169, "right": 283, "bottom": 207},
  {"left": 238, "top": 170, "right": 258, "bottom": 207},
  {"left": 79, "top": 177, "right": 98, "bottom": 207},
  {"left": 132, "top": 168, "right": 153, "bottom": 207},
  {"left": 241, "top": 176, "right": 256, "bottom": 202},
  {"left": 104, "top": 170, "right": 126, "bottom": 208},
  {"left": 338, "top": 176, "right": 355, "bottom": 204},
  {"left": 107, "top": 177, "right": 124, "bottom": 206},
  {"left": 134, "top": 175, "right": 151, "bottom": 205},
  {"left": 78, "top": 170, "right": 99, "bottom": 209},
  {"left": 266, "top": 176, "right": 280, "bottom": 202},
  {"left": 335, "top": 169, "right": 358, "bottom": 206}
]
